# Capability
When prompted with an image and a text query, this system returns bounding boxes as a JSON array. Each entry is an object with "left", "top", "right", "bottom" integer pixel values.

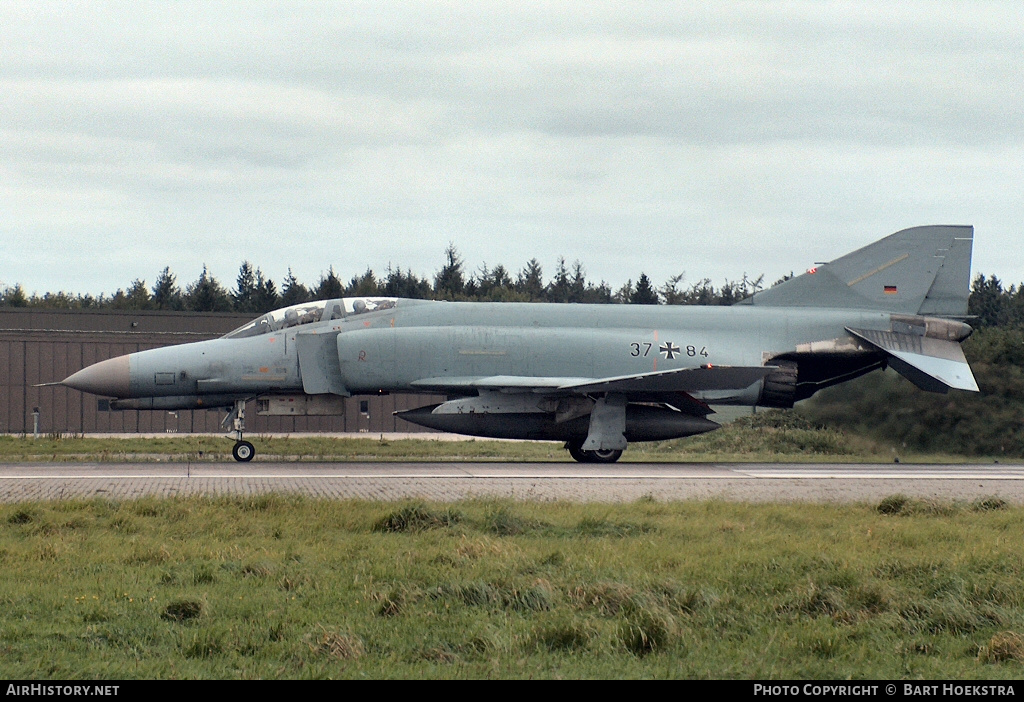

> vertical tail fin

[{"left": 741, "top": 225, "right": 974, "bottom": 316}]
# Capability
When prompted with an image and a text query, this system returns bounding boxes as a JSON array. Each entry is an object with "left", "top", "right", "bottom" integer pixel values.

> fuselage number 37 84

[{"left": 630, "top": 342, "right": 708, "bottom": 360}]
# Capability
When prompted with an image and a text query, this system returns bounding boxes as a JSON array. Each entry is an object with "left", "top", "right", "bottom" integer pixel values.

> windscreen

[{"left": 223, "top": 297, "right": 398, "bottom": 339}]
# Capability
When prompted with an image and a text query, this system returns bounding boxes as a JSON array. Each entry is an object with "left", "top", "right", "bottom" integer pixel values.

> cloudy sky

[{"left": 2, "top": 1, "right": 1022, "bottom": 299}]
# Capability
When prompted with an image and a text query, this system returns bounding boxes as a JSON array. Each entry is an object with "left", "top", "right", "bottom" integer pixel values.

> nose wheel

[
  {"left": 232, "top": 440, "right": 255, "bottom": 462},
  {"left": 224, "top": 399, "right": 256, "bottom": 462}
]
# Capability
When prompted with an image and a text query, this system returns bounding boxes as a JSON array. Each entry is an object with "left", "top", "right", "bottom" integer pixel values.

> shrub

[
  {"left": 374, "top": 504, "right": 462, "bottom": 533},
  {"left": 618, "top": 607, "right": 676, "bottom": 656}
]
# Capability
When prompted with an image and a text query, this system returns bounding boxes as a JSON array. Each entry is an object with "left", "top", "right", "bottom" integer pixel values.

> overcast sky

[{"left": 2, "top": 1, "right": 1022, "bottom": 299}]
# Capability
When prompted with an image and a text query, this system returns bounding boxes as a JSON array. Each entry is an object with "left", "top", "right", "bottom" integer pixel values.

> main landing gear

[
  {"left": 224, "top": 399, "right": 255, "bottom": 462},
  {"left": 565, "top": 441, "right": 623, "bottom": 464}
]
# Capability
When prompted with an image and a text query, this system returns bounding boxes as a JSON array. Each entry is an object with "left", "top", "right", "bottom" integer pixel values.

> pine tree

[
  {"left": 280, "top": 268, "right": 310, "bottom": 307},
  {"left": 546, "top": 258, "right": 572, "bottom": 303},
  {"left": 1, "top": 283, "right": 28, "bottom": 307},
  {"left": 233, "top": 261, "right": 259, "bottom": 313},
  {"left": 251, "top": 271, "right": 279, "bottom": 313},
  {"left": 630, "top": 273, "right": 660, "bottom": 305},
  {"left": 314, "top": 267, "right": 344, "bottom": 300},
  {"left": 434, "top": 244, "right": 465, "bottom": 299},
  {"left": 346, "top": 268, "right": 379, "bottom": 296},
  {"left": 124, "top": 279, "right": 152, "bottom": 309},
  {"left": 151, "top": 268, "right": 182, "bottom": 310},
  {"left": 383, "top": 265, "right": 432, "bottom": 299},
  {"left": 516, "top": 259, "right": 544, "bottom": 301},
  {"left": 184, "top": 266, "right": 232, "bottom": 312},
  {"left": 569, "top": 261, "right": 588, "bottom": 303}
]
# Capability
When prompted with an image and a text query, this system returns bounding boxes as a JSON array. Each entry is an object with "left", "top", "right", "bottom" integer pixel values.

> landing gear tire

[
  {"left": 232, "top": 440, "right": 255, "bottom": 463},
  {"left": 584, "top": 448, "right": 623, "bottom": 464},
  {"left": 566, "top": 442, "right": 623, "bottom": 464},
  {"left": 224, "top": 399, "right": 255, "bottom": 462}
]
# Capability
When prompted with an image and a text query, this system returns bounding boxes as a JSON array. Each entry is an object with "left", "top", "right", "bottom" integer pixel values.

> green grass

[
  {"left": 3, "top": 496, "right": 1024, "bottom": 678},
  {"left": 0, "top": 433, "right": 569, "bottom": 463},
  {"left": 0, "top": 411, "right": 1012, "bottom": 462}
]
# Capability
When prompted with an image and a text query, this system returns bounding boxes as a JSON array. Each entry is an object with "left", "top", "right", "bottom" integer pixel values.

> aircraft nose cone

[{"left": 62, "top": 355, "right": 131, "bottom": 397}]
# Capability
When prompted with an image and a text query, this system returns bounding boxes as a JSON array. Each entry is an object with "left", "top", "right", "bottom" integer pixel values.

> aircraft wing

[
  {"left": 846, "top": 327, "right": 979, "bottom": 393},
  {"left": 410, "top": 365, "right": 774, "bottom": 395},
  {"left": 410, "top": 376, "right": 593, "bottom": 391},
  {"left": 561, "top": 365, "right": 774, "bottom": 394}
]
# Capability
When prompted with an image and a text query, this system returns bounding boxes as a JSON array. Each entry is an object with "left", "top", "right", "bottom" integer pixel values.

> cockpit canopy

[{"left": 224, "top": 297, "right": 398, "bottom": 339}]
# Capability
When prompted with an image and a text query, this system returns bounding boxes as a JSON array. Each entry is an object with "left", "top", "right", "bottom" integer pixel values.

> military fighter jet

[{"left": 59, "top": 225, "right": 978, "bottom": 462}]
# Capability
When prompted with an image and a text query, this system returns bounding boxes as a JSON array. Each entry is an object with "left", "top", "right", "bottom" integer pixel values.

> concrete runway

[{"left": 3, "top": 461, "right": 1024, "bottom": 503}]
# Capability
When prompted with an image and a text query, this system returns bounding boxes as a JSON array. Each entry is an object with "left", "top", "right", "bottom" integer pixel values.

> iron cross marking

[{"left": 659, "top": 342, "right": 680, "bottom": 360}]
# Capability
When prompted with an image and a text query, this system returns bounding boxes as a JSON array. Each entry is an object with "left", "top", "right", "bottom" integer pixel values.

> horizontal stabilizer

[{"left": 846, "top": 327, "right": 979, "bottom": 393}]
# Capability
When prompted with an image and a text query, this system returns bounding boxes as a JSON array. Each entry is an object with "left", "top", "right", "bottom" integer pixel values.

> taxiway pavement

[{"left": 2, "top": 461, "right": 1023, "bottom": 503}]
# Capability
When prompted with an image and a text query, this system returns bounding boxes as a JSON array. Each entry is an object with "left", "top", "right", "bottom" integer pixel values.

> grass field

[{"left": 2, "top": 495, "right": 1024, "bottom": 679}]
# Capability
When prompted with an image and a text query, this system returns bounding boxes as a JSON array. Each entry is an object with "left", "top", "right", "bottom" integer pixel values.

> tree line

[
  {"left": 3, "top": 243, "right": 1024, "bottom": 330},
  {"left": 966, "top": 274, "right": 1024, "bottom": 329},
  {"left": 0, "top": 244, "right": 768, "bottom": 313}
]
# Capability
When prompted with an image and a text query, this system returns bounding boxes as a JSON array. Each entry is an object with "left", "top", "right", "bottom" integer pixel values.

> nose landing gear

[
  {"left": 223, "top": 399, "right": 255, "bottom": 462},
  {"left": 232, "top": 439, "right": 255, "bottom": 462}
]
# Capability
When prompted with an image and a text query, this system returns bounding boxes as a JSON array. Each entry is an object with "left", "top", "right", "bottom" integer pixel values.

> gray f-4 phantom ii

[{"left": 59, "top": 225, "right": 978, "bottom": 462}]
